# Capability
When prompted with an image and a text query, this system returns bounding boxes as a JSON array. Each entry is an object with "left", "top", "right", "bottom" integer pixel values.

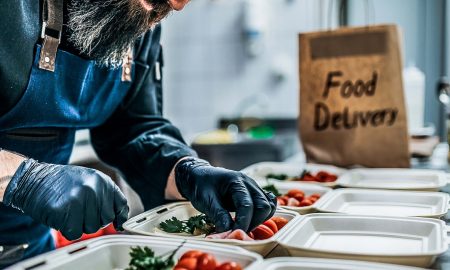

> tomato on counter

[{"left": 174, "top": 250, "right": 242, "bottom": 270}]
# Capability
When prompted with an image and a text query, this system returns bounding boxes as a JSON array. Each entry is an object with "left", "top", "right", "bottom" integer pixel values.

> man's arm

[{"left": 0, "top": 150, "right": 26, "bottom": 201}]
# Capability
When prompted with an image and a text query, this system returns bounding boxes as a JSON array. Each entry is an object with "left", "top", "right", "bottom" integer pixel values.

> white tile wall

[{"left": 161, "top": 0, "right": 338, "bottom": 140}]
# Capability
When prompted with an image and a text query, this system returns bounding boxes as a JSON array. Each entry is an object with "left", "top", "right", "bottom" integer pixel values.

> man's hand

[
  {"left": 3, "top": 159, "right": 129, "bottom": 240},
  {"left": 175, "top": 158, "right": 277, "bottom": 233}
]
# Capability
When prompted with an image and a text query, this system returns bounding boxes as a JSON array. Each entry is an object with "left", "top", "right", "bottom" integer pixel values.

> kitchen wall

[{"left": 161, "top": 0, "right": 338, "bottom": 141}]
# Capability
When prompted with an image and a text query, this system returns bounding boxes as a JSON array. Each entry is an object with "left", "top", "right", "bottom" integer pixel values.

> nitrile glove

[
  {"left": 175, "top": 157, "right": 277, "bottom": 232},
  {"left": 3, "top": 159, "right": 129, "bottom": 240}
]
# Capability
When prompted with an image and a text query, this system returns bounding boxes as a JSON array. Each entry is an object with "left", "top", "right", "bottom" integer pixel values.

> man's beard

[{"left": 67, "top": 0, "right": 172, "bottom": 67}]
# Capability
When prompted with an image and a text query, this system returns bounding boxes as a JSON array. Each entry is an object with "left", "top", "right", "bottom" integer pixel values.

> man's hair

[{"left": 68, "top": 0, "right": 172, "bottom": 67}]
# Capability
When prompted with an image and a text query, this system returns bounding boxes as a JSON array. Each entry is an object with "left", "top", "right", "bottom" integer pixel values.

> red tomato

[
  {"left": 263, "top": 219, "right": 278, "bottom": 233},
  {"left": 292, "top": 193, "right": 304, "bottom": 202},
  {"left": 310, "top": 193, "right": 321, "bottom": 199},
  {"left": 180, "top": 250, "right": 204, "bottom": 260},
  {"left": 299, "top": 199, "right": 313, "bottom": 207},
  {"left": 325, "top": 175, "right": 338, "bottom": 182},
  {"left": 308, "top": 196, "right": 318, "bottom": 203},
  {"left": 277, "top": 197, "right": 287, "bottom": 206},
  {"left": 197, "top": 253, "right": 217, "bottom": 270},
  {"left": 248, "top": 231, "right": 255, "bottom": 239},
  {"left": 215, "top": 262, "right": 243, "bottom": 270},
  {"left": 287, "top": 189, "right": 305, "bottom": 198},
  {"left": 301, "top": 175, "right": 317, "bottom": 182},
  {"left": 174, "top": 268, "right": 190, "bottom": 270},
  {"left": 270, "top": 217, "right": 289, "bottom": 230},
  {"left": 176, "top": 258, "right": 197, "bottom": 270},
  {"left": 287, "top": 197, "right": 300, "bottom": 207},
  {"left": 251, "top": 224, "right": 274, "bottom": 240}
]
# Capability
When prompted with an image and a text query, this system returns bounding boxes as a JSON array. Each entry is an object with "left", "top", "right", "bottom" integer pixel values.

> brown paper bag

[{"left": 299, "top": 25, "right": 410, "bottom": 168}]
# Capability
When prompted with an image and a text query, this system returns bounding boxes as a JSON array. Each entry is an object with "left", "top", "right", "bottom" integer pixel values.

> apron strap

[{"left": 39, "top": 0, "right": 64, "bottom": 72}]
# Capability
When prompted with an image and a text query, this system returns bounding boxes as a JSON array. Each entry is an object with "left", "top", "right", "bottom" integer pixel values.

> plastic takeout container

[
  {"left": 256, "top": 181, "right": 332, "bottom": 214},
  {"left": 7, "top": 235, "right": 262, "bottom": 270},
  {"left": 123, "top": 202, "right": 299, "bottom": 256},
  {"left": 247, "top": 257, "right": 427, "bottom": 270},
  {"left": 337, "top": 169, "right": 449, "bottom": 191},
  {"left": 277, "top": 213, "right": 449, "bottom": 268},
  {"left": 242, "top": 162, "right": 346, "bottom": 188},
  {"left": 315, "top": 188, "right": 450, "bottom": 218}
]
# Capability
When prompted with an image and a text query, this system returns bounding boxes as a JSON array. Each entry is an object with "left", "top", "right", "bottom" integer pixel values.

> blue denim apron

[{"left": 0, "top": 43, "right": 132, "bottom": 266}]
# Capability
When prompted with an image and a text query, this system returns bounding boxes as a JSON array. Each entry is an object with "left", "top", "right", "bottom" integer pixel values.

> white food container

[
  {"left": 277, "top": 213, "right": 449, "bottom": 268},
  {"left": 337, "top": 169, "right": 449, "bottom": 191},
  {"left": 242, "top": 162, "right": 346, "bottom": 187},
  {"left": 315, "top": 188, "right": 450, "bottom": 218},
  {"left": 247, "top": 257, "right": 427, "bottom": 270},
  {"left": 257, "top": 181, "right": 332, "bottom": 214},
  {"left": 123, "top": 202, "right": 299, "bottom": 256},
  {"left": 7, "top": 235, "right": 262, "bottom": 270}
]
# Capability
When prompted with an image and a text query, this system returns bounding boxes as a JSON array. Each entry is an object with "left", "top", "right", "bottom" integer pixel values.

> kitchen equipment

[
  {"left": 337, "top": 168, "right": 449, "bottom": 191},
  {"left": 123, "top": 202, "right": 299, "bottom": 256},
  {"left": 6, "top": 235, "right": 262, "bottom": 270},
  {"left": 277, "top": 213, "right": 449, "bottom": 267},
  {"left": 247, "top": 257, "right": 427, "bottom": 270},
  {"left": 315, "top": 188, "right": 450, "bottom": 218},
  {"left": 242, "top": 161, "right": 346, "bottom": 188},
  {"left": 257, "top": 181, "right": 332, "bottom": 214}
]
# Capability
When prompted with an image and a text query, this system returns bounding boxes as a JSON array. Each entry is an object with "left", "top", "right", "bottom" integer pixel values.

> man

[{"left": 0, "top": 0, "right": 276, "bottom": 266}]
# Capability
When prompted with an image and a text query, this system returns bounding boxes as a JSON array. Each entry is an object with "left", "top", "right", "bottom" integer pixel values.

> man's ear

[{"left": 168, "top": 0, "right": 190, "bottom": 11}]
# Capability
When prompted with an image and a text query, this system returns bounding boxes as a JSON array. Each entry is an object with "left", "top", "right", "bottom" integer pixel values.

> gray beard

[{"left": 67, "top": 0, "right": 172, "bottom": 68}]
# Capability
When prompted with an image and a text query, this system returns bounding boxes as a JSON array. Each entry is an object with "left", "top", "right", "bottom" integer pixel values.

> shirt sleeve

[{"left": 90, "top": 25, "right": 196, "bottom": 210}]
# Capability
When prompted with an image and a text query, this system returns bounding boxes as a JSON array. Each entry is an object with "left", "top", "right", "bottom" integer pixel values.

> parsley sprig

[
  {"left": 159, "top": 215, "right": 215, "bottom": 236},
  {"left": 126, "top": 246, "right": 175, "bottom": 270}
]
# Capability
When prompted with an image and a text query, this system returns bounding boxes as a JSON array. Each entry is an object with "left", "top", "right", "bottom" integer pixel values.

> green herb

[
  {"left": 262, "top": 184, "right": 281, "bottom": 197},
  {"left": 126, "top": 246, "right": 175, "bottom": 270},
  {"left": 159, "top": 215, "right": 215, "bottom": 236},
  {"left": 266, "top": 173, "right": 288, "bottom": 181}
]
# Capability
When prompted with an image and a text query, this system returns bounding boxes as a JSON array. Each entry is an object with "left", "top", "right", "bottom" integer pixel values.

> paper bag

[{"left": 299, "top": 25, "right": 410, "bottom": 168}]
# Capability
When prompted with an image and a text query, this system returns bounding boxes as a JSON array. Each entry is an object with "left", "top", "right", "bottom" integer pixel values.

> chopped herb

[
  {"left": 266, "top": 173, "right": 288, "bottom": 181},
  {"left": 159, "top": 215, "right": 215, "bottom": 236},
  {"left": 262, "top": 184, "right": 281, "bottom": 196},
  {"left": 126, "top": 246, "right": 175, "bottom": 270}
]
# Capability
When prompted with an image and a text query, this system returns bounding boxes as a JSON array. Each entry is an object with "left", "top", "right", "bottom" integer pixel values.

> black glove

[
  {"left": 3, "top": 159, "right": 129, "bottom": 240},
  {"left": 175, "top": 157, "right": 277, "bottom": 233}
]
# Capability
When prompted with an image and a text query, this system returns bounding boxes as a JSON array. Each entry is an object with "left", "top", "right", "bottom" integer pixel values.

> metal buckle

[{"left": 41, "top": 21, "right": 62, "bottom": 44}]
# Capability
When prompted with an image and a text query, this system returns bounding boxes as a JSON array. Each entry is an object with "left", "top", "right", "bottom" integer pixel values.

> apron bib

[{"left": 0, "top": 2, "right": 134, "bottom": 263}]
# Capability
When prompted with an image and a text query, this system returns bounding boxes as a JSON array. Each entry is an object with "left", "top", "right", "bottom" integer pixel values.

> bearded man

[{"left": 0, "top": 0, "right": 276, "bottom": 267}]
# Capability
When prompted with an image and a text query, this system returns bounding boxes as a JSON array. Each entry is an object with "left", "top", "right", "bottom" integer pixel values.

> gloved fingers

[
  {"left": 60, "top": 203, "right": 84, "bottom": 241},
  {"left": 244, "top": 178, "right": 275, "bottom": 231},
  {"left": 229, "top": 180, "right": 254, "bottom": 232},
  {"left": 112, "top": 186, "right": 129, "bottom": 230},
  {"left": 195, "top": 193, "right": 233, "bottom": 232},
  {"left": 83, "top": 192, "right": 102, "bottom": 234}
]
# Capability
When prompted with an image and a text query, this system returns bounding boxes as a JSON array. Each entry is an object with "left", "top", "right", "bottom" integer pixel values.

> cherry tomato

[
  {"left": 248, "top": 231, "right": 255, "bottom": 239},
  {"left": 174, "top": 268, "right": 190, "bottom": 270},
  {"left": 263, "top": 219, "right": 278, "bottom": 233},
  {"left": 308, "top": 196, "right": 318, "bottom": 203},
  {"left": 301, "top": 175, "right": 316, "bottom": 182},
  {"left": 292, "top": 193, "right": 304, "bottom": 202},
  {"left": 215, "top": 262, "right": 243, "bottom": 270},
  {"left": 180, "top": 250, "right": 204, "bottom": 260},
  {"left": 310, "top": 193, "right": 321, "bottom": 199},
  {"left": 251, "top": 224, "right": 274, "bottom": 240},
  {"left": 287, "top": 197, "right": 300, "bottom": 207},
  {"left": 270, "top": 217, "right": 289, "bottom": 230},
  {"left": 197, "top": 253, "right": 217, "bottom": 270},
  {"left": 277, "top": 197, "right": 287, "bottom": 206},
  {"left": 287, "top": 189, "right": 305, "bottom": 198},
  {"left": 299, "top": 199, "right": 313, "bottom": 207},
  {"left": 176, "top": 258, "right": 197, "bottom": 270}
]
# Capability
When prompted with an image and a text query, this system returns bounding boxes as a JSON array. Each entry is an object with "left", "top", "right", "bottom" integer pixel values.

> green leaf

[
  {"left": 266, "top": 173, "right": 288, "bottom": 181},
  {"left": 262, "top": 184, "right": 281, "bottom": 196},
  {"left": 159, "top": 217, "right": 185, "bottom": 233}
]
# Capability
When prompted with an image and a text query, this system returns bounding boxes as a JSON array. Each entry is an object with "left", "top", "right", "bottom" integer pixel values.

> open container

[
  {"left": 277, "top": 213, "right": 449, "bottom": 268},
  {"left": 247, "top": 257, "right": 427, "bottom": 270},
  {"left": 242, "top": 162, "right": 346, "bottom": 188},
  {"left": 7, "top": 235, "right": 262, "bottom": 270},
  {"left": 123, "top": 202, "right": 299, "bottom": 256},
  {"left": 315, "top": 188, "right": 450, "bottom": 218},
  {"left": 257, "top": 181, "right": 332, "bottom": 214},
  {"left": 337, "top": 169, "right": 449, "bottom": 191}
]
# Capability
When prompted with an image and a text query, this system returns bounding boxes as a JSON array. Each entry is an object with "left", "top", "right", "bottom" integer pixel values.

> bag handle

[{"left": 327, "top": 0, "right": 376, "bottom": 30}]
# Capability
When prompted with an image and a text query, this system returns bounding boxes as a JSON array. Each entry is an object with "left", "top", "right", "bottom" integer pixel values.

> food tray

[
  {"left": 242, "top": 162, "right": 346, "bottom": 187},
  {"left": 7, "top": 235, "right": 262, "bottom": 270},
  {"left": 257, "top": 181, "right": 332, "bottom": 214},
  {"left": 315, "top": 188, "right": 450, "bottom": 218},
  {"left": 337, "top": 169, "right": 449, "bottom": 191},
  {"left": 123, "top": 202, "right": 299, "bottom": 256},
  {"left": 277, "top": 214, "right": 449, "bottom": 267},
  {"left": 247, "top": 257, "right": 427, "bottom": 270}
]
